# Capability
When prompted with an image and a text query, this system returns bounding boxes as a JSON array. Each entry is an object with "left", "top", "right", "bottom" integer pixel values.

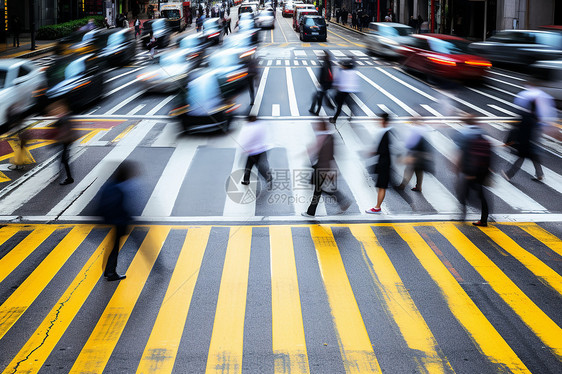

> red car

[{"left": 398, "top": 34, "right": 492, "bottom": 81}]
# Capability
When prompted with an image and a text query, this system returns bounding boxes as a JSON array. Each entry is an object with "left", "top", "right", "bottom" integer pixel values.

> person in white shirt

[
  {"left": 514, "top": 78, "right": 557, "bottom": 129},
  {"left": 240, "top": 115, "right": 272, "bottom": 186},
  {"left": 329, "top": 58, "right": 359, "bottom": 123}
]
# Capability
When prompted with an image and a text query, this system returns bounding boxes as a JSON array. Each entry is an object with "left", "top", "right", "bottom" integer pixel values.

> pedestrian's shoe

[
  {"left": 531, "top": 175, "right": 544, "bottom": 182},
  {"left": 329, "top": 117, "right": 336, "bottom": 124},
  {"left": 60, "top": 178, "right": 74, "bottom": 185},
  {"left": 365, "top": 207, "right": 382, "bottom": 214},
  {"left": 336, "top": 200, "right": 351, "bottom": 215},
  {"left": 394, "top": 184, "right": 405, "bottom": 191},
  {"left": 106, "top": 273, "right": 126, "bottom": 281},
  {"left": 241, "top": 180, "right": 250, "bottom": 185},
  {"left": 8, "top": 164, "right": 24, "bottom": 171},
  {"left": 301, "top": 212, "right": 315, "bottom": 218},
  {"left": 472, "top": 221, "right": 487, "bottom": 227},
  {"left": 308, "top": 108, "right": 316, "bottom": 114},
  {"left": 500, "top": 170, "right": 511, "bottom": 182},
  {"left": 411, "top": 187, "right": 422, "bottom": 192}
]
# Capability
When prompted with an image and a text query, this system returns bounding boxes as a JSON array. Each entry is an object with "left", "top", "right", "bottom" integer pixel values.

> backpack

[{"left": 465, "top": 134, "right": 491, "bottom": 177}]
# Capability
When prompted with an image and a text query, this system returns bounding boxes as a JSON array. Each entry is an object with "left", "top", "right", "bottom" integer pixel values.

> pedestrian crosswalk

[
  {"left": 1, "top": 119, "right": 562, "bottom": 220},
  {"left": 0, "top": 222, "right": 560, "bottom": 373}
]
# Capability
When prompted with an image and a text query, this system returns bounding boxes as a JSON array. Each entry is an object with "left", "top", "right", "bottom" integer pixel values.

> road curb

[
  {"left": 328, "top": 21, "right": 368, "bottom": 37},
  {"left": 1, "top": 44, "right": 56, "bottom": 59}
]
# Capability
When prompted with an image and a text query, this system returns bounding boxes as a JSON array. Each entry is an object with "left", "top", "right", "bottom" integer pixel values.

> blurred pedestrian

[
  {"left": 308, "top": 51, "right": 334, "bottom": 115},
  {"left": 49, "top": 100, "right": 75, "bottom": 185},
  {"left": 329, "top": 58, "right": 358, "bottom": 123},
  {"left": 396, "top": 120, "right": 433, "bottom": 192},
  {"left": 12, "top": 15, "right": 21, "bottom": 47},
  {"left": 79, "top": 18, "right": 96, "bottom": 32},
  {"left": 408, "top": 16, "right": 418, "bottom": 30},
  {"left": 302, "top": 119, "right": 351, "bottom": 218},
  {"left": 134, "top": 18, "right": 141, "bottom": 38},
  {"left": 417, "top": 15, "right": 424, "bottom": 33},
  {"left": 366, "top": 113, "right": 392, "bottom": 214},
  {"left": 351, "top": 12, "right": 357, "bottom": 29},
  {"left": 98, "top": 161, "right": 137, "bottom": 281},
  {"left": 147, "top": 31, "right": 157, "bottom": 59},
  {"left": 123, "top": 15, "right": 130, "bottom": 29},
  {"left": 502, "top": 100, "right": 544, "bottom": 182},
  {"left": 240, "top": 115, "right": 272, "bottom": 186},
  {"left": 104, "top": 17, "right": 110, "bottom": 29},
  {"left": 456, "top": 116, "right": 491, "bottom": 227},
  {"left": 247, "top": 56, "right": 258, "bottom": 105},
  {"left": 8, "top": 129, "right": 30, "bottom": 171}
]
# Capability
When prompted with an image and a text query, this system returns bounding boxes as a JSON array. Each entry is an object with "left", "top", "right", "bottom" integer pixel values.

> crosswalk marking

[
  {"left": 376, "top": 67, "right": 439, "bottom": 102},
  {"left": 488, "top": 104, "right": 517, "bottom": 117},
  {"left": 0, "top": 225, "right": 92, "bottom": 340},
  {"left": 3, "top": 230, "right": 114, "bottom": 374},
  {"left": 331, "top": 50, "right": 346, "bottom": 57},
  {"left": 70, "top": 226, "right": 170, "bottom": 373},
  {"left": 294, "top": 50, "right": 306, "bottom": 57},
  {"left": 205, "top": 227, "right": 253, "bottom": 373},
  {"left": 250, "top": 67, "right": 270, "bottom": 117},
  {"left": 479, "top": 225, "right": 562, "bottom": 296},
  {"left": 272, "top": 103, "right": 281, "bottom": 116},
  {"left": 286, "top": 67, "right": 300, "bottom": 117},
  {"left": 395, "top": 225, "right": 532, "bottom": 373},
  {"left": 357, "top": 72, "right": 420, "bottom": 116},
  {"left": 270, "top": 226, "right": 310, "bottom": 374},
  {"left": 435, "top": 223, "right": 562, "bottom": 360},
  {"left": 105, "top": 91, "right": 145, "bottom": 115},
  {"left": 267, "top": 59, "right": 273, "bottom": 66},
  {"left": 137, "top": 227, "right": 211, "bottom": 373},
  {"left": 516, "top": 223, "right": 562, "bottom": 257},
  {"left": 0, "top": 226, "right": 57, "bottom": 284},
  {"left": 350, "top": 50, "right": 367, "bottom": 57},
  {"left": 421, "top": 104, "right": 444, "bottom": 117},
  {"left": 310, "top": 226, "right": 382, "bottom": 373},
  {"left": 350, "top": 226, "right": 454, "bottom": 373},
  {"left": 294, "top": 60, "right": 299, "bottom": 65}
]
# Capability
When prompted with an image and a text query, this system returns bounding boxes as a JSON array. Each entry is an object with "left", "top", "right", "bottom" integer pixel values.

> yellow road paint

[
  {"left": 310, "top": 226, "right": 382, "bottom": 373},
  {"left": 301, "top": 42, "right": 311, "bottom": 47},
  {"left": 0, "top": 171, "right": 9, "bottom": 183},
  {"left": 0, "top": 225, "right": 92, "bottom": 340},
  {"left": 0, "top": 225, "right": 58, "bottom": 284},
  {"left": 516, "top": 223, "right": 562, "bottom": 257},
  {"left": 349, "top": 225, "right": 454, "bottom": 374},
  {"left": 2, "top": 229, "right": 114, "bottom": 374},
  {"left": 112, "top": 124, "right": 135, "bottom": 143},
  {"left": 479, "top": 225, "right": 562, "bottom": 296},
  {"left": 7, "top": 139, "right": 36, "bottom": 165},
  {"left": 327, "top": 29, "right": 365, "bottom": 47},
  {"left": 76, "top": 128, "right": 104, "bottom": 145},
  {"left": 205, "top": 227, "right": 253, "bottom": 374},
  {"left": 318, "top": 43, "right": 328, "bottom": 47},
  {"left": 0, "top": 225, "right": 19, "bottom": 248},
  {"left": 70, "top": 226, "right": 170, "bottom": 374},
  {"left": 394, "top": 225, "right": 530, "bottom": 373},
  {"left": 436, "top": 223, "right": 562, "bottom": 359},
  {"left": 137, "top": 227, "right": 211, "bottom": 374},
  {"left": 270, "top": 226, "right": 310, "bottom": 374},
  {"left": 0, "top": 140, "right": 53, "bottom": 163},
  {"left": 337, "top": 43, "right": 348, "bottom": 47},
  {"left": 279, "top": 42, "right": 289, "bottom": 47}
]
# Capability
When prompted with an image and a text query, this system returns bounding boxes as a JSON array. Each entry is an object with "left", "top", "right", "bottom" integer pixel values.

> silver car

[
  {"left": 364, "top": 22, "right": 413, "bottom": 58},
  {"left": 137, "top": 50, "right": 198, "bottom": 93},
  {"left": 531, "top": 60, "right": 562, "bottom": 108},
  {"left": 255, "top": 10, "right": 275, "bottom": 29}
]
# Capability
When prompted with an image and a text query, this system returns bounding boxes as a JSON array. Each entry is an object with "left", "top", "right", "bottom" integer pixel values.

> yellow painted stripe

[
  {"left": 301, "top": 42, "right": 311, "bottom": 48},
  {"left": 137, "top": 227, "right": 211, "bottom": 374},
  {"left": 205, "top": 227, "right": 253, "bottom": 374},
  {"left": 270, "top": 226, "right": 310, "bottom": 374},
  {"left": 349, "top": 225, "right": 454, "bottom": 374},
  {"left": 78, "top": 129, "right": 105, "bottom": 145},
  {"left": 112, "top": 125, "right": 135, "bottom": 143},
  {"left": 508, "top": 223, "right": 562, "bottom": 259},
  {"left": 394, "top": 225, "right": 530, "bottom": 373},
  {"left": 69, "top": 226, "right": 170, "bottom": 373},
  {"left": 0, "top": 225, "right": 92, "bottom": 340},
  {"left": 0, "top": 226, "right": 57, "bottom": 284},
  {"left": 0, "top": 141, "right": 56, "bottom": 162},
  {"left": 479, "top": 225, "right": 562, "bottom": 296},
  {"left": 326, "top": 29, "right": 365, "bottom": 47},
  {"left": 318, "top": 43, "right": 328, "bottom": 47},
  {"left": 2, "top": 229, "right": 115, "bottom": 374},
  {"left": 0, "top": 224, "right": 20, "bottom": 248},
  {"left": 0, "top": 171, "right": 10, "bottom": 183},
  {"left": 436, "top": 223, "right": 562, "bottom": 359},
  {"left": 310, "top": 226, "right": 381, "bottom": 373}
]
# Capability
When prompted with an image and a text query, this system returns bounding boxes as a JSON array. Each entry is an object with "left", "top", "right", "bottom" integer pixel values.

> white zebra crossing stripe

[
  {"left": 286, "top": 67, "right": 300, "bottom": 117},
  {"left": 421, "top": 104, "right": 444, "bottom": 117},
  {"left": 376, "top": 67, "right": 440, "bottom": 102},
  {"left": 294, "top": 50, "right": 306, "bottom": 57},
  {"left": 377, "top": 104, "right": 396, "bottom": 117},
  {"left": 331, "top": 50, "right": 345, "bottom": 57},
  {"left": 250, "top": 67, "right": 270, "bottom": 117},
  {"left": 350, "top": 93, "right": 376, "bottom": 117},
  {"left": 350, "top": 50, "right": 367, "bottom": 57},
  {"left": 357, "top": 72, "right": 420, "bottom": 116},
  {"left": 488, "top": 104, "right": 517, "bottom": 117},
  {"left": 105, "top": 91, "right": 145, "bottom": 115},
  {"left": 272, "top": 104, "right": 281, "bottom": 116},
  {"left": 313, "top": 50, "right": 324, "bottom": 56}
]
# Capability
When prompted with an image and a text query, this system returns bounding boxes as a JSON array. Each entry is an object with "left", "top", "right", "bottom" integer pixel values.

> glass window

[
  {"left": 64, "top": 58, "right": 86, "bottom": 80},
  {"left": 428, "top": 38, "right": 471, "bottom": 54},
  {"left": 394, "top": 27, "right": 413, "bottom": 36},
  {"left": 0, "top": 70, "right": 7, "bottom": 89},
  {"left": 209, "top": 52, "right": 237, "bottom": 68},
  {"left": 160, "top": 52, "right": 185, "bottom": 66},
  {"left": 186, "top": 73, "right": 221, "bottom": 115},
  {"left": 108, "top": 32, "right": 124, "bottom": 46},
  {"left": 18, "top": 65, "right": 31, "bottom": 77},
  {"left": 180, "top": 35, "right": 200, "bottom": 49},
  {"left": 534, "top": 32, "right": 562, "bottom": 48},
  {"left": 305, "top": 17, "right": 325, "bottom": 26},
  {"left": 162, "top": 9, "right": 181, "bottom": 19}
]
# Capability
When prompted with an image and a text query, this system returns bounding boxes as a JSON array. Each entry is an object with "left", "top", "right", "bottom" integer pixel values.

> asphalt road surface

[{"left": 0, "top": 6, "right": 561, "bottom": 374}]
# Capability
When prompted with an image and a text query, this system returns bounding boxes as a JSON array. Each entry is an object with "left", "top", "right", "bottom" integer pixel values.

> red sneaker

[{"left": 365, "top": 207, "right": 382, "bottom": 214}]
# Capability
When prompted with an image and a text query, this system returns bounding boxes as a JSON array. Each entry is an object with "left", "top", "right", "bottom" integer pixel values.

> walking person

[
  {"left": 247, "top": 56, "right": 258, "bottom": 106},
  {"left": 12, "top": 15, "right": 21, "bottom": 48},
  {"left": 501, "top": 100, "right": 544, "bottom": 182},
  {"left": 302, "top": 119, "right": 351, "bottom": 218},
  {"left": 240, "top": 115, "right": 272, "bottom": 186},
  {"left": 134, "top": 18, "right": 141, "bottom": 39},
  {"left": 329, "top": 58, "right": 359, "bottom": 123},
  {"left": 147, "top": 31, "right": 157, "bottom": 59},
  {"left": 49, "top": 100, "right": 75, "bottom": 185},
  {"left": 396, "top": 120, "right": 433, "bottom": 192},
  {"left": 366, "top": 113, "right": 392, "bottom": 214},
  {"left": 456, "top": 116, "right": 492, "bottom": 227},
  {"left": 98, "top": 162, "right": 137, "bottom": 282},
  {"left": 308, "top": 51, "right": 334, "bottom": 115}
]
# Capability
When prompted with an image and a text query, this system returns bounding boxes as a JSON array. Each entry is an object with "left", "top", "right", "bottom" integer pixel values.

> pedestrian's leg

[
  {"left": 306, "top": 184, "right": 323, "bottom": 216},
  {"left": 505, "top": 157, "right": 524, "bottom": 179},
  {"left": 315, "top": 90, "right": 326, "bottom": 115},
  {"left": 343, "top": 92, "right": 352, "bottom": 119},
  {"left": 457, "top": 178, "right": 469, "bottom": 220},
  {"left": 61, "top": 143, "right": 73, "bottom": 182},
  {"left": 414, "top": 169, "right": 424, "bottom": 190},
  {"left": 477, "top": 183, "right": 489, "bottom": 224},
  {"left": 243, "top": 155, "right": 258, "bottom": 183},
  {"left": 375, "top": 188, "right": 386, "bottom": 209},
  {"left": 331, "top": 91, "right": 344, "bottom": 121},
  {"left": 257, "top": 152, "right": 272, "bottom": 182},
  {"left": 104, "top": 226, "right": 125, "bottom": 276},
  {"left": 248, "top": 77, "right": 255, "bottom": 105},
  {"left": 309, "top": 91, "right": 318, "bottom": 113},
  {"left": 398, "top": 165, "right": 414, "bottom": 189},
  {"left": 530, "top": 153, "right": 544, "bottom": 179}
]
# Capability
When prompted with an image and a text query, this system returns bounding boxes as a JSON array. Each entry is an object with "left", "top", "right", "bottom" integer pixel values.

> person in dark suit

[
  {"left": 308, "top": 51, "right": 334, "bottom": 115},
  {"left": 12, "top": 15, "right": 21, "bottom": 47},
  {"left": 302, "top": 119, "right": 351, "bottom": 218},
  {"left": 366, "top": 113, "right": 392, "bottom": 214}
]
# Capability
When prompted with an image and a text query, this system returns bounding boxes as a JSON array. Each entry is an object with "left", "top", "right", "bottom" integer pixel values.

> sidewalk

[
  {"left": 0, "top": 35, "right": 56, "bottom": 59},
  {"left": 328, "top": 20, "right": 369, "bottom": 36}
]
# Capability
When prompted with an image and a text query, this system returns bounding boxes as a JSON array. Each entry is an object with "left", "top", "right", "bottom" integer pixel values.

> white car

[
  {"left": 0, "top": 59, "right": 45, "bottom": 132},
  {"left": 255, "top": 10, "right": 275, "bottom": 29},
  {"left": 531, "top": 60, "right": 562, "bottom": 108}
]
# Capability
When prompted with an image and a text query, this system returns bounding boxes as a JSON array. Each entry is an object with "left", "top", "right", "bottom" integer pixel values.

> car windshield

[
  {"left": 64, "top": 58, "right": 86, "bottom": 79},
  {"left": 0, "top": 70, "right": 6, "bottom": 89},
  {"left": 305, "top": 18, "right": 325, "bottom": 26},
  {"left": 153, "top": 19, "right": 166, "bottom": 32},
  {"left": 261, "top": 11, "right": 274, "bottom": 17},
  {"left": 186, "top": 73, "right": 222, "bottom": 115},
  {"left": 240, "top": 6, "right": 253, "bottom": 12},
  {"left": 535, "top": 32, "right": 562, "bottom": 48},
  {"left": 239, "top": 20, "right": 254, "bottom": 30},
  {"left": 160, "top": 52, "right": 185, "bottom": 66},
  {"left": 429, "top": 38, "right": 471, "bottom": 54},
  {"left": 180, "top": 36, "right": 200, "bottom": 49},
  {"left": 161, "top": 9, "right": 181, "bottom": 19},
  {"left": 209, "top": 52, "right": 238, "bottom": 68},
  {"left": 204, "top": 20, "right": 219, "bottom": 29},
  {"left": 224, "top": 34, "right": 251, "bottom": 48},
  {"left": 107, "top": 32, "right": 124, "bottom": 46}
]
